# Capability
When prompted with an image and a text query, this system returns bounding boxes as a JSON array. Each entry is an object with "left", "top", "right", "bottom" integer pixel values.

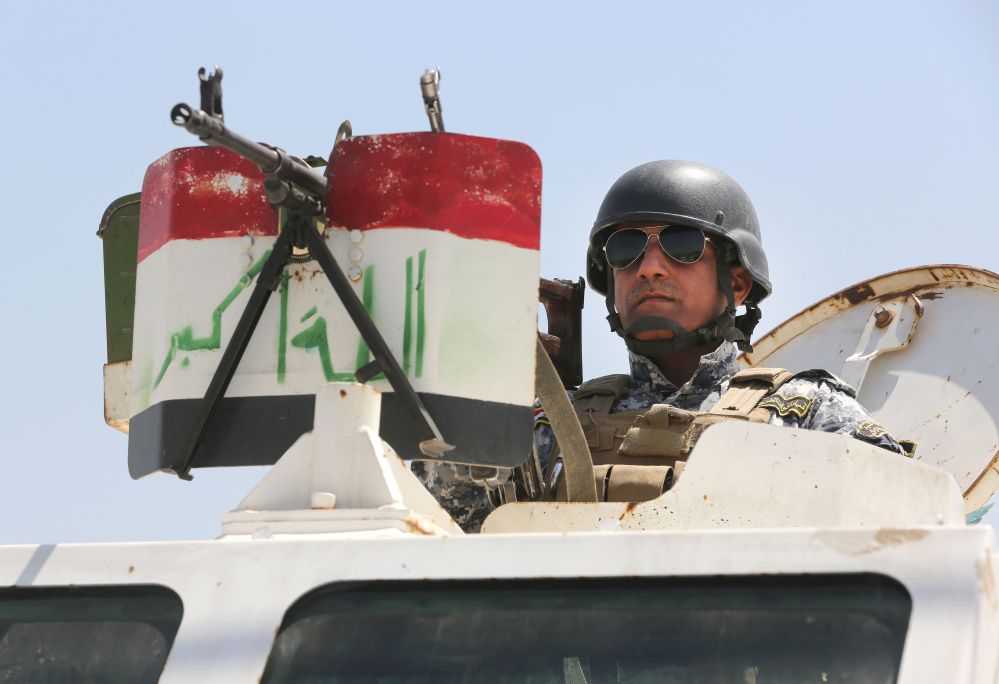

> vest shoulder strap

[
  {"left": 707, "top": 367, "right": 792, "bottom": 419},
  {"left": 573, "top": 374, "right": 631, "bottom": 400},
  {"left": 728, "top": 367, "right": 794, "bottom": 392},
  {"left": 572, "top": 374, "right": 632, "bottom": 420}
]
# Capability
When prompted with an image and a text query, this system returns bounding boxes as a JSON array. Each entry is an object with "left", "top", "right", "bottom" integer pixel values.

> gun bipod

[{"left": 171, "top": 209, "right": 453, "bottom": 481}]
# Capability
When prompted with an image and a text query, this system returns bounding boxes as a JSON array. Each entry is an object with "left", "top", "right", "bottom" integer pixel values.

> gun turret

[
  {"left": 164, "top": 69, "right": 454, "bottom": 479},
  {"left": 103, "top": 65, "right": 545, "bottom": 480}
]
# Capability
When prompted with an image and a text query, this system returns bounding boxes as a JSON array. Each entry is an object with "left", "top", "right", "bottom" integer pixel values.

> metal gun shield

[
  {"left": 741, "top": 265, "right": 999, "bottom": 513},
  {"left": 126, "top": 134, "right": 541, "bottom": 477}
]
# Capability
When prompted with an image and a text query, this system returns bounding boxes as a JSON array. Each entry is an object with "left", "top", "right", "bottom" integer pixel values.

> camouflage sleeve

[
  {"left": 533, "top": 398, "right": 556, "bottom": 474},
  {"left": 410, "top": 395, "right": 563, "bottom": 531},
  {"left": 761, "top": 371, "right": 907, "bottom": 456},
  {"left": 410, "top": 461, "right": 494, "bottom": 533}
]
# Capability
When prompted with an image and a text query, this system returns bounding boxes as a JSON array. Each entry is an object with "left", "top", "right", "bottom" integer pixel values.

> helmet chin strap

[{"left": 604, "top": 242, "right": 762, "bottom": 357}]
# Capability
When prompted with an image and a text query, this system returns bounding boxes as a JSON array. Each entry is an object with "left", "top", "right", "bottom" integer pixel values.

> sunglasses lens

[
  {"left": 605, "top": 226, "right": 708, "bottom": 269},
  {"left": 604, "top": 229, "right": 651, "bottom": 269},
  {"left": 658, "top": 226, "right": 706, "bottom": 264}
]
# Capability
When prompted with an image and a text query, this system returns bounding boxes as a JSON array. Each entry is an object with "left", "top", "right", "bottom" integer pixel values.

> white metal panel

[
  {"left": 482, "top": 421, "right": 965, "bottom": 533},
  {"left": 0, "top": 526, "right": 994, "bottom": 683},
  {"left": 742, "top": 266, "right": 999, "bottom": 510}
]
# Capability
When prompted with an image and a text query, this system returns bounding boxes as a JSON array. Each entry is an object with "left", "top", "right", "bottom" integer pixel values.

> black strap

[{"left": 603, "top": 241, "right": 761, "bottom": 357}]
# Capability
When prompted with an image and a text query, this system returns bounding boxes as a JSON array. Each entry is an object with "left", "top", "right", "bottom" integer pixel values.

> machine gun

[
  {"left": 166, "top": 67, "right": 451, "bottom": 480},
  {"left": 100, "top": 66, "right": 552, "bottom": 480}
]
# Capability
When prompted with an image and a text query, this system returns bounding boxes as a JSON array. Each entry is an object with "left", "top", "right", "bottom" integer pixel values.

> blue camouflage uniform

[{"left": 414, "top": 341, "right": 905, "bottom": 532}]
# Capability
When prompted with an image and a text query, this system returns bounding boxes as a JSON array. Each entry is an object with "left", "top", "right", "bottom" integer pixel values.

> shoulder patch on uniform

[
  {"left": 533, "top": 407, "right": 550, "bottom": 429},
  {"left": 790, "top": 369, "right": 858, "bottom": 398},
  {"left": 758, "top": 394, "right": 813, "bottom": 418},
  {"left": 856, "top": 419, "right": 893, "bottom": 441}
]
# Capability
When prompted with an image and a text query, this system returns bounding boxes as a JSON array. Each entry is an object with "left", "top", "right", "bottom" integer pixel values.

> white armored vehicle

[{"left": 1, "top": 68, "right": 997, "bottom": 683}]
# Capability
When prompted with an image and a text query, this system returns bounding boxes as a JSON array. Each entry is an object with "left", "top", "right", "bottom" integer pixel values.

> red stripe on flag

[
  {"left": 327, "top": 133, "right": 541, "bottom": 251},
  {"left": 136, "top": 133, "right": 542, "bottom": 264},
  {"left": 137, "top": 147, "right": 279, "bottom": 264}
]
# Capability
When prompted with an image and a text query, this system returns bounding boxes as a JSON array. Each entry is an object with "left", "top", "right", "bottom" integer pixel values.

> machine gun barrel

[{"left": 170, "top": 103, "right": 329, "bottom": 199}]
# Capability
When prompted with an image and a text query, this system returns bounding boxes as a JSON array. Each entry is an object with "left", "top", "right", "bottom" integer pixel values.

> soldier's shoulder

[
  {"left": 782, "top": 369, "right": 858, "bottom": 399},
  {"left": 754, "top": 369, "right": 859, "bottom": 422}
]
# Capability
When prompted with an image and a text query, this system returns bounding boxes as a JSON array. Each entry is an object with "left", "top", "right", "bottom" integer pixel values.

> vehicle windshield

[
  {"left": 0, "top": 584, "right": 182, "bottom": 683},
  {"left": 262, "top": 575, "right": 910, "bottom": 684}
]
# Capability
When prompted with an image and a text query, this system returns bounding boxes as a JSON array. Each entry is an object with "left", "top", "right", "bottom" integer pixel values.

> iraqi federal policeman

[{"left": 416, "top": 160, "right": 907, "bottom": 532}]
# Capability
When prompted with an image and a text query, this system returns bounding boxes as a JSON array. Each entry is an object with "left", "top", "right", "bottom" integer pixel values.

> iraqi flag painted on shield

[{"left": 128, "top": 132, "right": 542, "bottom": 478}]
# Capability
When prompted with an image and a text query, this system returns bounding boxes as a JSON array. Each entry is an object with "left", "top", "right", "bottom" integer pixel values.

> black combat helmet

[{"left": 587, "top": 160, "right": 770, "bottom": 357}]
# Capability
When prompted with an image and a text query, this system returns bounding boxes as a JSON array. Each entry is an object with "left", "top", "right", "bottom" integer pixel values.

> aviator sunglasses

[{"left": 603, "top": 225, "right": 712, "bottom": 270}]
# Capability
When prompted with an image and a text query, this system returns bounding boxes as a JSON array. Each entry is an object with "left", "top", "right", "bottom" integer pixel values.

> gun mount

[
  {"left": 102, "top": 66, "right": 544, "bottom": 480},
  {"left": 165, "top": 76, "right": 451, "bottom": 480}
]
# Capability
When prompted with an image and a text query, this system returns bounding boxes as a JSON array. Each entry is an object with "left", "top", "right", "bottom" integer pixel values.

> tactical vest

[{"left": 547, "top": 367, "right": 792, "bottom": 502}]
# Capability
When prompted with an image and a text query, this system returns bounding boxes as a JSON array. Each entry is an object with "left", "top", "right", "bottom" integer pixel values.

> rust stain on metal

[
  {"left": 128, "top": 566, "right": 134, "bottom": 574},
  {"left": 918, "top": 291, "right": 943, "bottom": 300},
  {"left": 619, "top": 501, "right": 641, "bottom": 520},
  {"left": 964, "top": 449, "right": 999, "bottom": 497},
  {"left": 841, "top": 282, "right": 875, "bottom": 305},
  {"left": 873, "top": 286, "right": 919, "bottom": 303},
  {"left": 873, "top": 306, "right": 894, "bottom": 328},
  {"left": 403, "top": 515, "right": 444, "bottom": 536}
]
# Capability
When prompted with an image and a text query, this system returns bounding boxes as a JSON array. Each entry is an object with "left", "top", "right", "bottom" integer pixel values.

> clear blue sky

[{"left": 0, "top": 0, "right": 996, "bottom": 543}]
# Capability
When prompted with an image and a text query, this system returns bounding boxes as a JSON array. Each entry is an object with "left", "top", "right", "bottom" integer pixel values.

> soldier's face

[{"left": 611, "top": 223, "right": 750, "bottom": 342}]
